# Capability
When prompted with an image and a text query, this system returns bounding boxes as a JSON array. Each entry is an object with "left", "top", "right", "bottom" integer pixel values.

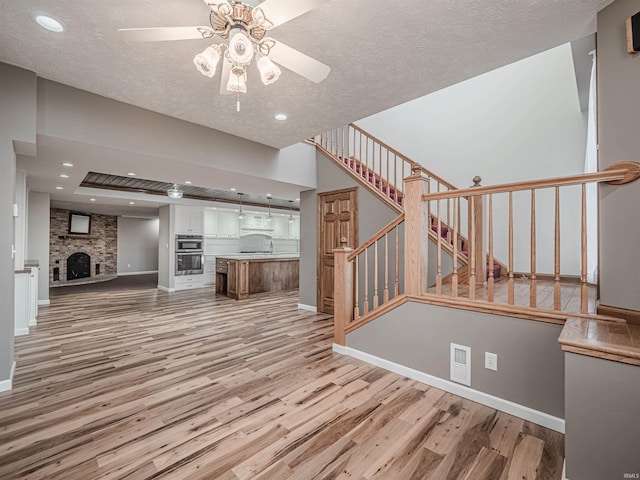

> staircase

[{"left": 314, "top": 123, "right": 506, "bottom": 282}]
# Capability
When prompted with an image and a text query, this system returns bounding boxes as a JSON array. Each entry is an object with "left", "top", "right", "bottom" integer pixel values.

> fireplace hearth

[{"left": 67, "top": 252, "right": 91, "bottom": 281}]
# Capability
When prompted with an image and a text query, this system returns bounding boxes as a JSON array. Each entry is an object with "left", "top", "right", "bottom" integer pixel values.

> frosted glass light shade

[
  {"left": 228, "top": 31, "right": 254, "bottom": 65},
  {"left": 167, "top": 184, "right": 183, "bottom": 199},
  {"left": 193, "top": 45, "right": 221, "bottom": 78},
  {"left": 227, "top": 71, "right": 247, "bottom": 93},
  {"left": 257, "top": 56, "right": 281, "bottom": 85}
]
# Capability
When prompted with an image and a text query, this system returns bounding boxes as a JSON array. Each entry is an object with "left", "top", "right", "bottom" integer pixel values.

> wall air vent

[{"left": 450, "top": 343, "right": 471, "bottom": 386}]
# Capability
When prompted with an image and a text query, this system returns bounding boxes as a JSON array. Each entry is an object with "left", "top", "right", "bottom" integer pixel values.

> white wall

[
  {"left": 27, "top": 191, "right": 50, "bottom": 303},
  {"left": 116, "top": 217, "right": 159, "bottom": 275},
  {"left": 356, "top": 43, "right": 587, "bottom": 275}
]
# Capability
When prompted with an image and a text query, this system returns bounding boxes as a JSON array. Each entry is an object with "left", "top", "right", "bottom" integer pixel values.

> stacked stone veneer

[{"left": 49, "top": 208, "right": 118, "bottom": 286}]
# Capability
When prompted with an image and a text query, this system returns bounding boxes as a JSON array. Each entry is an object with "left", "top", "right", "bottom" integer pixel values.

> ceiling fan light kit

[{"left": 119, "top": 0, "right": 331, "bottom": 111}]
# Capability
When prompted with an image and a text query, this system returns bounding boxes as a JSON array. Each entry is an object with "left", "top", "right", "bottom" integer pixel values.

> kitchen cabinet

[
  {"left": 272, "top": 216, "right": 289, "bottom": 238},
  {"left": 216, "top": 256, "right": 298, "bottom": 300},
  {"left": 207, "top": 210, "right": 239, "bottom": 238},
  {"left": 289, "top": 217, "right": 300, "bottom": 239},
  {"left": 175, "top": 206, "right": 204, "bottom": 234},
  {"left": 174, "top": 274, "right": 204, "bottom": 291},
  {"left": 225, "top": 259, "right": 250, "bottom": 299},
  {"left": 240, "top": 214, "right": 274, "bottom": 234}
]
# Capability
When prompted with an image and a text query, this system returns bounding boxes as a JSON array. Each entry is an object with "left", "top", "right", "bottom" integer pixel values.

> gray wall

[
  {"left": 116, "top": 217, "right": 159, "bottom": 274},
  {"left": 26, "top": 191, "right": 50, "bottom": 303},
  {"left": 0, "top": 64, "right": 37, "bottom": 383},
  {"left": 298, "top": 150, "right": 400, "bottom": 307},
  {"left": 598, "top": 0, "right": 640, "bottom": 311},
  {"left": 348, "top": 301, "right": 565, "bottom": 418},
  {"left": 565, "top": 352, "right": 640, "bottom": 479}
]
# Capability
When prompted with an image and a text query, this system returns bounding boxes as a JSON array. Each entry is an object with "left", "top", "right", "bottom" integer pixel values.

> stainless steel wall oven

[{"left": 176, "top": 235, "right": 204, "bottom": 276}]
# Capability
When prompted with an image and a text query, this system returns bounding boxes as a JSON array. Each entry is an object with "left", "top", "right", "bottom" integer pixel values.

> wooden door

[{"left": 318, "top": 188, "right": 358, "bottom": 314}]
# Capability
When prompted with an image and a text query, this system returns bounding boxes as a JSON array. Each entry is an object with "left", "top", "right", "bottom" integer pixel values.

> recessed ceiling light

[
  {"left": 127, "top": 172, "right": 136, "bottom": 176},
  {"left": 274, "top": 113, "right": 287, "bottom": 121},
  {"left": 34, "top": 14, "right": 64, "bottom": 33},
  {"left": 90, "top": 198, "right": 96, "bottom": 202},
  {"left": 59, "top": 174, "right": 69, "bottom": 178},
  {"left": 55, "top": 186, "right": 63, "bottom": 190},
  {"left": 295, "top": 198, "right": 300, "bottom": 201},
  {"left": 185, "top": 180, "right": 192, "bottom": 184},
  {"left": 129, "top": 201, "right": 135, "bottom": 205},
  {"left": 62, "top": 162, "right": 74, "bottom": 167},
  {"left": 230, "top": 187, "right": 237, "bottom": 191},
  {"left": 266, "top": 193, "right": 272, "bottom": 197}
]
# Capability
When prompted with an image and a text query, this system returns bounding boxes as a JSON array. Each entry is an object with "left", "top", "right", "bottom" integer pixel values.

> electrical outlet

[
  {"left": 127, "top": 264, "right": 131, "bottom": 268},
  {"left": 485, "top": 352, "right": 498, "bottom": 371}
]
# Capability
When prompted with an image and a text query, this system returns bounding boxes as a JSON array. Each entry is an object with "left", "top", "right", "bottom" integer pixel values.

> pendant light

[
  {"left": 237, "top": 192, "right": 244, "bottom": 219},
  {"left": 266, "top": 194, "right": 273, "bottom": 222},
  {"left": 288, "top": 200, "right": 294, "bottom": 223}
]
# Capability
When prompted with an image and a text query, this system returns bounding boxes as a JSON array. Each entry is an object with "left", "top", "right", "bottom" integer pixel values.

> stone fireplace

[{"left": 50, "top": 208, "right": 117, "bottom": 286}]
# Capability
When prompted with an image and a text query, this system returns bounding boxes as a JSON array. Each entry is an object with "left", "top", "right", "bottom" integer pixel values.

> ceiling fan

[{"left": 119, "top": 0, "right": 331, "bottom": 110}]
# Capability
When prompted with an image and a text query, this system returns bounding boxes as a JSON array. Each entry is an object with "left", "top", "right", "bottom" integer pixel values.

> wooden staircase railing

[
  {"left": 315, "top": 123, "right": 505, "bottom": 280},
  {"left": 333, "top": 161, "right": 640, "bottom": 345},
  {"left": 333, "top": 214, "right": 404, "bottom": 342}
]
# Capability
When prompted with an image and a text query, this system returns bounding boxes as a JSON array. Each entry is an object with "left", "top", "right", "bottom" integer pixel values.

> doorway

[{"left": 317, "top": 188, "right": 358, "bottom": 314}]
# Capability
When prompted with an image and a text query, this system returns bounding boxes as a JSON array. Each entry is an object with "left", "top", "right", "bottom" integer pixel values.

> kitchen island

[{"left": 215, "top": 254, "right": 299, "bottom": 300}]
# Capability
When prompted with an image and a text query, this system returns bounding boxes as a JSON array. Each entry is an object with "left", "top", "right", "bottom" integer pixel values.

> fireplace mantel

[{"left": 57, "top": 234, "right": 99, "bottom": 240}]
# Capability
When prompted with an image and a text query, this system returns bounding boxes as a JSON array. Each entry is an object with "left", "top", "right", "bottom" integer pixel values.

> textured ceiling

[{"left": 0, "top": 0, "right": 612, "bottom": 150}]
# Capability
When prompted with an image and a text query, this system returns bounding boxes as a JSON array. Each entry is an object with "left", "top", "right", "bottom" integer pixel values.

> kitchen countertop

[{"left": 216, "top": 254, "right": 299, "bottom": 261}]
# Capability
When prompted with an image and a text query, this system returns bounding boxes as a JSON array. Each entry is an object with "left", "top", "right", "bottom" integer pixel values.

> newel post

[
  {"left": 404, "top": 164, "right": 430, "bottom": 296},
  {"left": 469, "top": 176, "right": 485, "bottom": 288},
  {"left": 333, "top": 237, "right": 353, "bottom": 346}
]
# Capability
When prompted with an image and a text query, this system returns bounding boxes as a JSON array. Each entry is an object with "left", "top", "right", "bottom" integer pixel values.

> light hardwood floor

[{"left": 0, "top": 286, "right": 564, "bottom": 479}]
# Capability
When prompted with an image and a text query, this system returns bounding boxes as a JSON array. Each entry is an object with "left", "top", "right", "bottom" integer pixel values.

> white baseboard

[
  {"left": 14, "top": 327, "right": 29, "bottom": 337},
  {"left": 298, "top": 303, "right": 317, "bottom": 312},
  {"left": 157, "top": 285, "right": 175, "bottom": 293},
  {"left": 0, "top": 362, "right": 16, "bottom": 392},
  {"left": 38, "top": 299, "right": 50, "bottom": 306},
  {"left": 118, "top": 270, "right": 158, "bottom": 276},
  {"left": 333, "top": 344, "right": 565, "bottom": 434}
]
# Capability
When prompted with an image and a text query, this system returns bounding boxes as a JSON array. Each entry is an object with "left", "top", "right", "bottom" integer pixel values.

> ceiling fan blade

[
  {"left": 268, "top": 40, "right": 330, "bottom": 83},
  {"left": 220, "top": 58, "right": 232, "bottom": 95},
  {"left": 118, "top": 26, "right": 212, "bottom": 42},
  {"left": 257, "top": 0, "right": 330, "bottom": 29}
]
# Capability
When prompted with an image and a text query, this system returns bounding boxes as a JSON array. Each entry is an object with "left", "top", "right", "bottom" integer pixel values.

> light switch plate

[{"left": 485, "top": 352, "right": 498, "bottom": 371}]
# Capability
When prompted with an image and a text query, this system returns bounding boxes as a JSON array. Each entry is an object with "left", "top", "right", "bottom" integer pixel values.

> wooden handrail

[
  {"left": 348, "top": 123, "right": 457, "bottom": 191},
  {"left": 348, "top": 213, "right": 404, "bottom": 261},
  {"left": 422, "top": 162, "right": 640, "bottom": 201}
]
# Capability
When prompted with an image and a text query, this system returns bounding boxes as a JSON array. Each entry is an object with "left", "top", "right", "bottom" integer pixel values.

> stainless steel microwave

[{"left": 176, "top": 235, "right": 203, "bottom": 252}]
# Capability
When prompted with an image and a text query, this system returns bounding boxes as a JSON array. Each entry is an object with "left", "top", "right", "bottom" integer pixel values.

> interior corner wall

[
  {"left": 347, "top": 302, "right": 565, "bottom": 418},
  {"left": 597, "top": 0, "right": 640, "bottom": 311},
  {"left": 298, "top": 150, "right": 400, "bottom": 308},
  {"left": 355, "top": 43, "right": 587, "bottom": 275},
  {"left": 0, "top": 63, "right": 37, "bottom": 384},
  {"left": 157, "top": 206, "right": 170, "bottom": 290},
  {"left": 116, "top": 217, "right": 159, "bottom": 274},
  {"left": 27, "top": 191, "right": 50, "bottom": 303}
]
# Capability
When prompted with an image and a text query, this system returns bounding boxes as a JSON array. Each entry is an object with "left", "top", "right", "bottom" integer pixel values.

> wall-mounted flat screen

[{"left": 69, "top": 212, "right": 91, "bottom": 234}]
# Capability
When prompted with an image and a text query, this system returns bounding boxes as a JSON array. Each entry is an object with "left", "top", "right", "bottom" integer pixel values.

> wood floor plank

[{"left": 0, "top": 287, "right": 564, "bottom": 479}]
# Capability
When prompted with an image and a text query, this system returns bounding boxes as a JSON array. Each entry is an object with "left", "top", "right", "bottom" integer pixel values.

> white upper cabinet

[
  {"left": 289, "top": 217, "right": 300, "bottom": 239},
  {"left": 272, "top": 216, "right": 289, "bottom": 238},
  {"left": 175, "top": 206, "right": 204, "bottom": 234}
]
